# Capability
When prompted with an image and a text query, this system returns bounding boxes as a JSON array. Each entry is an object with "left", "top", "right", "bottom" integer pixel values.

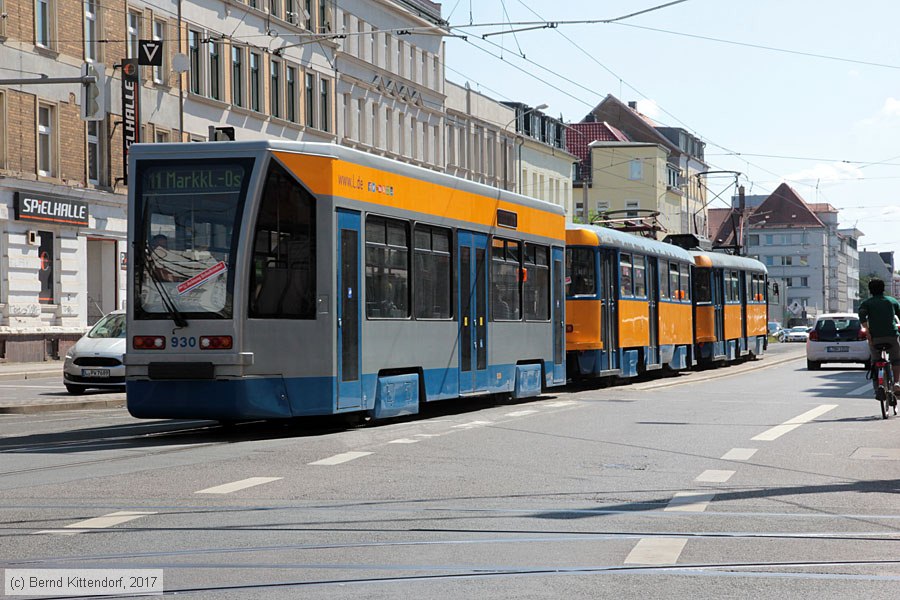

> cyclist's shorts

[{"left": 870, "top": 335, "right": 900, "bottom": 365}]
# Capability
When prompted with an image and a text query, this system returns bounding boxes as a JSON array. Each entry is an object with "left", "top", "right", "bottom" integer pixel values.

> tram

[
  {"left": 125, "top": 141, "right": 567, "bottom": 421},
  {"left": 690, "top": 251, "right": 769, "bottom": 363},
  {"left": 565, "top": 225, "right": 696, "bottom": 380}
]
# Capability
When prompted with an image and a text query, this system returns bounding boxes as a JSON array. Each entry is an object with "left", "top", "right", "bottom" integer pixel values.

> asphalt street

[{"left": 1, "top": 345, "right": 898, "bottom": 599}]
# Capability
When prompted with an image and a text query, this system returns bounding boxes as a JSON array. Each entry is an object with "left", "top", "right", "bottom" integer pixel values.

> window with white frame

[
  {"left": 0, "top": 0, "right": 6, "bottom": 37},
  {"left": 421, "top": 52, "right": 428, "bottom": 88},
  {"left": 84, "top": 0, "right": 99, "bottom": 61},
  {"left": 433, "top": 125, "right": 439, "bottom": 164},
  {"left": 87, "top": 120, "right": 101, "bottom": 185},
  {"left": 37, "top": 103, "right": 55, "bottom": 177},
  {"left": 35, "top": 0, "right": 54, "bottom": 49},
  {"left": 232, "top": 46, "right": 245, "bottom": 107},
  {"left": 398, "top": 112, "right": 406, "bottom": 156},
  {"left": 126, "top": 10, "right": 141, "bottom": 59},
  {"left": 625, "top": 200, "right": 639, "bottom": 217},
  {"left": 342, "top": 93, "right": 350, "bottom": 137},
  {"left": 249, "top": 52, "right": 261, "bottom": 111},
  {"left": 357, "top": 98, "right": 365, "bottom": 143},
  {"left": 152, "top": 20, "right": 166, "bottom": 84},
  {"left": 318, "top": 0, "right": 328, "bottom": 32},
  {"left": 270, "top": 58, "right": 281, "bottom": 118},
  {"left": 396, "top": 40, "right": 403, "bottom": 77},
  {"left": 319, "top": 77, "right": 330, "bottom": 131},
  {"left": 408, "top": 45, "right": 415, "bottom": 82},
  {"left": 304, "top": 0, "right": 313, "bottom": 30},
  {"left": 188, "top": 30, "right": 202, "bottom": 94},
  {"left": 385, "top": 109, "right": 392, "bottom": 152},
  {"left": 208, "top": 40, "right": 222, "bottom": 100},
  {"left": 369, "top": 27, "right": 377, "bottom": 64},
  {"left": 384, "top": 34, "right": 392, "bottom": 71},
  {"left": 270, "top": 0, "right": 281, "bottom": 20},
  {"left": 410, "top": 117, "right": 417, "bottom": 159},
  {"left": 371, "top": 103, "right": 379, "bottom": 148},
  {"left": 155, "top": 129, "right": 169, "bottom": 143},
  {"left": 285, "top": 0, "right": 298, "bottom": 25},
  {"left": 285, "top": 65, "right": 298, "bottom": 122},
  {"left": 629, "top": 159, "right": 643, "bottom": 180}
]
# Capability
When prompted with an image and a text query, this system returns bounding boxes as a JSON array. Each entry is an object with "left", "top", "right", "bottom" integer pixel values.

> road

[{"left": 1, "top": 346, "right": 898, "bottom": 599}]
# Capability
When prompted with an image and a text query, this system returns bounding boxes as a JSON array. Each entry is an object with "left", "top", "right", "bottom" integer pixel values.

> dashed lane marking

[
  {"left": 505, "top": 410, "right": 539, "bottom": 417},
  {"left": 308, "top": 451, "right": 373, "bottom": 466},
  {"left": 624, "top": 537, "right": 688, "bottom": 565},
  {"left": 451, "top": 421, "right": 492, "bottom": 429},
  {"left": 695, "top": 470, "right": 735, "bottom": 483},
  {"left": 35, "top": 511, "right": 156, "bottom": 534},
  {"left": 848, "top": 382, "right": 874, "bottom": 396},
  {"left": 195, "top": 477, "right": 283, "bottom": 494},
  {"left": 387, "top": 438, "right": 420, "bottom": 444},
  {"left": 721, "top": 448, "right": 757, "bottom": 461},
  {"left": 545, "top": 401, "right": 578, "bottom": 408},
  {"left": 664, "top": 492, "right": 716, "bottom": 512},
  {"left": 751, "top": 404, "right": 838, "bottom": 441}
]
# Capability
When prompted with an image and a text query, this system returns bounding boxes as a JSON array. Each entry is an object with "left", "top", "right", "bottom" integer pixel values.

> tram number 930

[{"left": 171, "top": 336, "right": 197, "bottom": 349}]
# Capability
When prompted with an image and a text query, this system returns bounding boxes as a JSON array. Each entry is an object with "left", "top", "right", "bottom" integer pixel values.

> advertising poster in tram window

[{"left": 38, "top": 231, "right": 54, "bottom": 304}]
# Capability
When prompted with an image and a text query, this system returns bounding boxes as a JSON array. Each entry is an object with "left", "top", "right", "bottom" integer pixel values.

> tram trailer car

[
  {"left": 126, "top": 141, "right": 567, "bottom": 422},
  {"left": 565, "top": 225, "right": 696, "bottom": 380},
  {"left": 690, "top": 251, "right": 768, "bottom": 364}
]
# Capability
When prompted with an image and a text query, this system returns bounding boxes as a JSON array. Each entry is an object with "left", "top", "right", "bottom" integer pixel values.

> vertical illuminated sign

[
  {"left": 38, "top": 231, "right": 54, "bottom": 304},
  {"left": 121, "top": 58, "right": 141, "bottom": 185}
]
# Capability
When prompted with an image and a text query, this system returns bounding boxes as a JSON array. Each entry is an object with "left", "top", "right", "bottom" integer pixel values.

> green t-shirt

[{"left": 858, "top": 294, "right": 900, "bottom": 338}]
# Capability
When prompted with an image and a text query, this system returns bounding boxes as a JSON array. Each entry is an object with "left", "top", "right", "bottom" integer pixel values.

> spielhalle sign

[{"left": 14, "top": 192, "right": 90, "bottom": 226}]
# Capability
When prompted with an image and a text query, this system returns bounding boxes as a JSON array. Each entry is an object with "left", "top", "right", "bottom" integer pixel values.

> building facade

[{"left": 0, "top": 0, "right": 446, "bottom": 361}]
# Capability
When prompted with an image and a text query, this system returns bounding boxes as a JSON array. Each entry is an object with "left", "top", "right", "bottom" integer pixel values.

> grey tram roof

[
  {"left": 129, "top": 140, "right": 566, "bottom": 218},
  {"left": 568, "top": 224, "right": 695, "bottom": 263},
  {"left": 690, "top": 250, "right": 768, "bottom": 274}
]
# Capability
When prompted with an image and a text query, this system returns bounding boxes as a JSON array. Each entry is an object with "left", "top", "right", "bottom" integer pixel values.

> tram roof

[
  {"left": 690, "top": 251, "right": 768, "bottom": 273},
  {"left": 129, "top": 140, "right": 566, "bottom": 217},
  {"left": 566, "top": 225, "right": 694, "bottom": 263}
]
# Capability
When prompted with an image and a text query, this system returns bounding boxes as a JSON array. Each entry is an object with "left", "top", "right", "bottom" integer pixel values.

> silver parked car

[
  {"left": 63, "top": 310, "right": 126, "bottom": 395},
  {"left": 783, "top": 326, "right": 810, "bottom": 343}
]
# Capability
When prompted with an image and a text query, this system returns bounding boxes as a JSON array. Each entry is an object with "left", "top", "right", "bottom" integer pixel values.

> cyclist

[{"left": 858, "top": 278, "right": 900, "bottom": 398}]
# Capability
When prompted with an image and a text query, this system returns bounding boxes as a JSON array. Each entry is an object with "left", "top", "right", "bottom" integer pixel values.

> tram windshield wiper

[{"left": 142, "top": 245, "right": 189, "bottom": 328}]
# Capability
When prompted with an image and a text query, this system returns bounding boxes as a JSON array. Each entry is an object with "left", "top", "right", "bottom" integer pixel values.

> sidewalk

[{"left": 0, "top": 360, "right": 125, "bottom": 414}]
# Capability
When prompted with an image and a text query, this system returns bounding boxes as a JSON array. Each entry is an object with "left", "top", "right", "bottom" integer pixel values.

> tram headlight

[
  {"left": 133, "top": 336, "right": 166, "bottom": 349},
  {"left": 200, "top": 335, "right": 233, "bottom": 350}
]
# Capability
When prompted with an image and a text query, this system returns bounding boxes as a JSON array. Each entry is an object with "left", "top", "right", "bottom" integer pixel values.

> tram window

[
  {"left": 619, "top": 253, "right": 633, "bottom": 297},
  {"left": 366, "top": 216, "right": 409, "bottom": 318},
  {"left": 730, "top": 271, "right": 740, "bottom": 302},
  {"left": 523, "top": 243, "right": 549, "bottom": 321},
  {"left": 249, "top": 161, "right": 316, "bottom": 319},
  {"left": 680, "top": 263, "right": 691, "bottom": 301},
  {"left": 667, "top": 263, "right": 679, "bottom": 300},
  {"left": 491, "top": 237, "right": 521, "bottom": 321},
  {"left": 413, "top": 225, "right": 452, "bottom": 319},
  {"left": 633, "top": 255, "right": 647, "bottom": 298},
  {"left": 566, "top": 248, "right": 595, "bottom": 296},
  {"left": 693, "top": 268, "right": 711, "bottom": 303}
]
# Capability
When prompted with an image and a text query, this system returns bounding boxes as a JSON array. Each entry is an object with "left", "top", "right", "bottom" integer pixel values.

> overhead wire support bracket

[{"left": 481, "top": 23, "right": 557, "bottom": 39}]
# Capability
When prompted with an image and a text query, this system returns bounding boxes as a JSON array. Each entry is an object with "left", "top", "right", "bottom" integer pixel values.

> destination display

[{"left": 142, "top": 165, "right": 246, "bottom": 193}]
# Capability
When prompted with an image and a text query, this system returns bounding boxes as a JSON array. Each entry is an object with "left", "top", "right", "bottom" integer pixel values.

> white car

[
  {"left": 63, "top": 310, "right": 126, "bottom": 394},
  {"left": 783, "top": 326, "right": 810, "bottom": 343},
  {"left": 806, "top": 313, "right": 869, "bottom": 370}
]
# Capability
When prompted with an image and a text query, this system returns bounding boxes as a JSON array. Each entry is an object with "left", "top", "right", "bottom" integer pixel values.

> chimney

[{"left": 628, "top": 101, "right": 638, "bottom": 110}]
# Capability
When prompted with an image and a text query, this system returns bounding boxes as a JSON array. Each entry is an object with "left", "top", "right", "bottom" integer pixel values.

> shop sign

[{"left": 14, "top": 192, "right": 90, "bottom": 226}]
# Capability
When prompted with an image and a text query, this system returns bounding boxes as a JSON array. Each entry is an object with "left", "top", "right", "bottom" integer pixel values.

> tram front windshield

[{"left": 133, "top": 158, "right": 254, "bottom": 320}]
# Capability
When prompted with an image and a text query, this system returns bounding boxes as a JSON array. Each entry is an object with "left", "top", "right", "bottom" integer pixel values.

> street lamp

[{"left": 504, "top": 103, "right": 548, "bottom": 195}]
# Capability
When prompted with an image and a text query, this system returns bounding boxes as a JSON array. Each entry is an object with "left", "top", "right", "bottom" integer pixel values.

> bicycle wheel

[
  {"left": 888, "top": 366, "right": 899, "bottom": 416},
  {"left": 879, "top": 364, "right": 890, "bottom": 419}
]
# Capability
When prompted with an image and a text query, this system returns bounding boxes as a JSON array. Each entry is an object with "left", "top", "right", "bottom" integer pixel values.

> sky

[{"left": 440, "top": 0, "right": 900, "bottom": 266}]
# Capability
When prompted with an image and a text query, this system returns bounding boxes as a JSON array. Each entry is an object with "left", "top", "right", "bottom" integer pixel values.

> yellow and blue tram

[
  {"left": 125, "top": 141, "right": 567, "bottom": 421},
  {"left": 565, "top": 225, "right": 769, "bottom": 381}
]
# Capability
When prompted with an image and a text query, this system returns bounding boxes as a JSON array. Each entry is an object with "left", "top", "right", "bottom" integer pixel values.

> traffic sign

[{"left": 138, "top": 40, "right": 163, "bottom": 66}]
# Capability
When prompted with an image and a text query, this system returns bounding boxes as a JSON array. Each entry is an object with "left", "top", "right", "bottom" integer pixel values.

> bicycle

[{"left": 871, "top": 343, "right": 898, "bottom": 419}]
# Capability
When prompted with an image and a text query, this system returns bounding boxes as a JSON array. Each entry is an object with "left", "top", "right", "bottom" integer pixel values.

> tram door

[
  {"left": 336, "top": 210, "right": 362, "bottom": 410},
  {"left": 458, "top": 231, "right": 489, "bottom": 394},
  {"left": 646, "top": 257, "right": 660, "bottom": 367},
  {"left": 739, "top": 271, "right": 749, "bottom": 350},
  {"left": 551, "top": 247, "right": 565, "bottom": 383},
  {"left": 712, "top": 268, "right": 726, "bottom": 344},
  {"left": 600, "top": 250, "right": 619, "bottom": 371}
]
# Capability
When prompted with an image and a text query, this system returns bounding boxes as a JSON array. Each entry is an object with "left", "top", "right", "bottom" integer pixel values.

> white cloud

[
  {"left": 783, "top": 162, "right": 864, "bottom": 184},
  {"left": 880, "top": 97, "right": 900, "bottom": 117},
  {"left": 858, "top": 97, "right": 900, "bottom": 126}
]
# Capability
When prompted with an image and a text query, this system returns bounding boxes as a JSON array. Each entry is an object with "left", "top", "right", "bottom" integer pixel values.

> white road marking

[
  {"left": 624, "top": 537, "right": 688, "bottom": 565},
  {"left": 451, "top": 420, "right": 492, "bottom": 429},
  {"left": 848, "top": 382, "right": 874, "bottom": 396},
  {"left": 387, "top": 438, "right": 420, "bottom": 444},
  {"left": 414, "top": 433, "right": 441, "bottom": 438},
  {"left": 851, "top": 448, "right": 900, "bottom": 460},
  {"left": 664, "top": 492, "right": 716, "bottom": 512},
  {"left": 721, "top": 448, "right": 757, "bottom": 461},
  {"left": 751, "top": 404, "right": 838, "bottom": 441},
  {"left": 0, "top": 384, "right": 64, "bottom": 389},
  {"left": 195, "top": 477, "right": 283, "bottom": 494},
  {"left": 545, "top": 401, "right": 577, "bottom": 408},
  {"left": 695, "top": 470, "right": 735, "bottom": 483},
  {"left": 308, "top": 451, "right": 373, "bottom": 466},
  {"left": 36, "top": 511, "right": 157, "bottom": 533},
  {"left": 505, "top": 410, "right": 538, "bottom": 417}
]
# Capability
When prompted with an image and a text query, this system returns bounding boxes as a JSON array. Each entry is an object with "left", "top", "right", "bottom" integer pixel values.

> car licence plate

[
  {"left": 826, "top": 346, "right": 849, "bottom": 353},
  {"left": 81, "top": 368, "right": 110, "bottom": 378}
]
